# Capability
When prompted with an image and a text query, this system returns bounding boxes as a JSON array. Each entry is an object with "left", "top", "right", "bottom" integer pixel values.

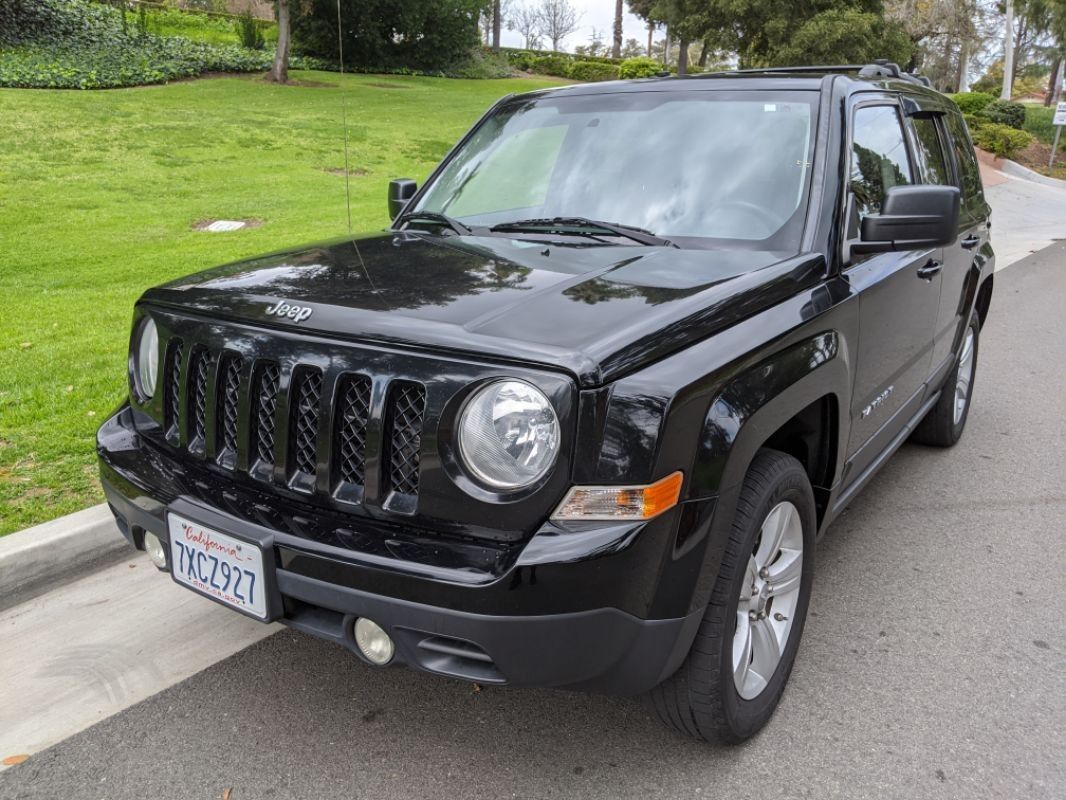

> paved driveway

[{"left": 2, "top": 238, "right": 1064, "bottom": 799}]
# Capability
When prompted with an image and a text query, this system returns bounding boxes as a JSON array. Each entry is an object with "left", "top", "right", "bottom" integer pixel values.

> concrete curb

[
  {"left": 999, "top": 157, "right": 1066, "bottom": 189},
  {"left": 0, "top": 504, "right": 133, "bottom": 612}
]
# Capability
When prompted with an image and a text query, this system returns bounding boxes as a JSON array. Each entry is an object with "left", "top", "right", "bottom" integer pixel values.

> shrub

[
  {"left": 531, "top": 54, "right": 570, "bottom": 77},
  {"left": 0, "top": 0, "right": 322, "bottom": 89},
  {"left": 504, "top": 50, "right": 538, "bottom": 71},
  {"left": 618, "top": 56, "right": 662, "bottom": 80},
  {"left": 981, "top": 99, "right": 1026, "bottom": 130},
  {"left": 970, "top": 122, "right": 1034, "bottom": 159},
  {"left": 450, "top": 49, "right": 513, "bottom": 79},
  {"left": 235, "top": 11, "right": 265, "bottom": 51},
  {"left": 567, "top": 60, "right": 618, "bottom": 82},
  {"left": 948, "top": 91, "right": 996, "bottom": 115}
]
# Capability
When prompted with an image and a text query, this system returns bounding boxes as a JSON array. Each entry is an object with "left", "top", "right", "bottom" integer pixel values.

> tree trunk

[
  {"left": 492, "top": 0, "right": 501, "bottom": 52},
  {"left": 270, "top": 0, "right": 290, "bottom": 84},
  {"left": 1012, "top": 17, "right": 1026, "bottom": 86},
  {"left": 647, "top": 21, "right": 653, "bottom": 57},
  {"left": 697, "top": 40, "right": 709, "bottom": 67},
  {"left": 957, "top": 38, "right": 970, "bottom": 93},
  {"left": 612, "top": 0, "right": 622, "bottom": 59},
  {"left": 677, "top": 37, "right": 689, "bottom": 75},
  {"left": 1001, "top": 0, "right": 1014, "bottom": 100},
  {"left": 1046, "top": 58, "right": 1062, "bottom": 106}
]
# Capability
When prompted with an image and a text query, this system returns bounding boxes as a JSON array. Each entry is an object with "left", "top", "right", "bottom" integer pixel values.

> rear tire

[
  {"left": 646, "top": 449, "right": 816, "bottom": 743},
  {"left": 911, "top": 309, "right": 980, "bottom": 447}
]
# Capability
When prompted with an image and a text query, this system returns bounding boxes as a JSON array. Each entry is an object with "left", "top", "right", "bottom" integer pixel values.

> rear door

[
  {"left": 930, "top": 111, "right": 990, "bottom": 372},
  {"left": 842, "top": 98, "right": 943, "bottom": 483}
]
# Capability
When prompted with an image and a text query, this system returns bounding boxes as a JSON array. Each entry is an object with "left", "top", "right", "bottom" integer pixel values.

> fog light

[
  {"left": 354, "top": 617, "right": 394, "bottom": 665},
  {"left": 143, "top": 531, "right": 168, "bottom": 570}
]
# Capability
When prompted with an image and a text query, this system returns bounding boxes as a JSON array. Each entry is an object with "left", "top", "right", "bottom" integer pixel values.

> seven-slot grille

[
  {"left": 187, "top": 347, "right": 210, "bottom": 456},
  {"left": 289, "top": 369, "right": 323, "bottom": 481},
  {"left": 160, "top": 338, "right": 426, "bottom": 510},
  {"left": 216, "top": 352, "right": 243, "bottom": 469},
  {"left": 163, "top": 339, "right": 183, "bottom": 444},
  {"left": 386, "top": 382, "right": 426, "bottom": 496}
]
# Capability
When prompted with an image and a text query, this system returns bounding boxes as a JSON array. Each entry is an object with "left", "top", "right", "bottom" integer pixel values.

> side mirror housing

[
  {"left": 853, "top": 185, "right": 961, "bottom": 254},
  {"left": 388, "top": 178, "right": 417, "bottom": 222}
]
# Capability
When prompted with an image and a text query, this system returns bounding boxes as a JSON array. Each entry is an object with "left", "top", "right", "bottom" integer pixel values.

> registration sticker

[{"left": 168, "top": 514, "right": 267, "bottom": 620}]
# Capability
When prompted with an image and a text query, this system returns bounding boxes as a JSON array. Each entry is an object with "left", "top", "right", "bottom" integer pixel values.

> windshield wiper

[
  {"left": 396, "top": 211, "right": 472, "bottom": 237},
  {"left": 489, "top": 217, "right": 676, "bottom": 247}
]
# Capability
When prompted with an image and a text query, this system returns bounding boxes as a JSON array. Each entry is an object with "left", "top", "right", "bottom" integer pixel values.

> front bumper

[{"left": 98, "top": 404, "right": 714, "bottom": 694}]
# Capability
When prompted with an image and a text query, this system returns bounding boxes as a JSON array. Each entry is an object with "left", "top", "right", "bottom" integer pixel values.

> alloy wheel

[
  {"left": 733, "top": 500, "right": 804, "bottom": 700},
  {"left": 954, "top": 327, "right": 976, "bottom": 426}
]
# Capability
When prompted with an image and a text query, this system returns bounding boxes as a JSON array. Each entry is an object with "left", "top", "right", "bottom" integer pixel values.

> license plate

[{"left": 168, "top": 514, "right": 267, "bottom": 620}]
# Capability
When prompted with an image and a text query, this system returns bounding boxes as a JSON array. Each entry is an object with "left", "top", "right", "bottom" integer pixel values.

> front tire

[
  {"left": 911, "top": 309, "right": 980, "bottom": 447},
  {"left": 647, "top": 449, "right": 816, "bottom": 743}
]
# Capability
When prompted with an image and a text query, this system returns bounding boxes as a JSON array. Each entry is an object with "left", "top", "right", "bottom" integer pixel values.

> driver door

[{"left": 842, "top": 99, "right": 943, "bottom": 484}]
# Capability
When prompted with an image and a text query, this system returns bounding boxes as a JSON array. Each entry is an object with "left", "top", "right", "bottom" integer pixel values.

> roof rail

[{"left": 711, "top": 60, "right": 934, "bottom": 88}]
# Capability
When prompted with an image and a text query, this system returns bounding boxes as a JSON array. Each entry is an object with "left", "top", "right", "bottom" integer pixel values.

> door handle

[
  {"left": 917, "top": 260, "right": 942, "bottom": 280},
  {"left": 961, "top": 235, "right": 980, "bottom": 250}
]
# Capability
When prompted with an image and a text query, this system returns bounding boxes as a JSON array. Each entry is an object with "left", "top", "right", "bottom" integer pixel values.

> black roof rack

[{"left": 710, "top": 60, "right": 934, "bottom": 88}]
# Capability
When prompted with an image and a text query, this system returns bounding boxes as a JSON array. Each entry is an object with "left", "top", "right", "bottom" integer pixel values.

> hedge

[
  {"left": 982, "top": 100, "right": 1026, "bottom": 130},
  {"left": 618, "top": 57, "right": 662, "bottom": 79},
  {"left": 0, "top": 0, "right": 328, "bottom": 89},
  {"left": 567, "top": 60, "right": 619, "bottom": 82},
  {"left": 947, "top": 92, "right": 996, "bottom": 115},
  {"left": 970, "top": 122, "right": 1034, "bottom": 158}
]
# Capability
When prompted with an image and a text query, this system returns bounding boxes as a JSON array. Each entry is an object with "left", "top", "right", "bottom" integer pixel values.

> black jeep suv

[{"left": 98, "top": 62, "right": 993, "bottom": 742}]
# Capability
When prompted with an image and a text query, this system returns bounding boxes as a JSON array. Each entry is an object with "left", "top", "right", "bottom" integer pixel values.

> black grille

[
  {"left": 188, "top": 347, "right": 209, "bottom": 454},
  {"left": 156, "top": 332, "right": 435, "bottom": 515},
  {"left": 216, "top": 353, "right": 243, "bottom": 467},
  {"left": 252, "top": 362, "right": 280, "bottom": 467},
  {"left": 164, "top": 340, "right": 183, "bottom": 443},
  {"left": 334, "top": 374, "right": 372, "bottom": 487},
  {"left": 386, "top": 382, "right": 426, "bottom": 496},
  {"left": 290, "top": 369, "right": 323, "bottom": 479}
]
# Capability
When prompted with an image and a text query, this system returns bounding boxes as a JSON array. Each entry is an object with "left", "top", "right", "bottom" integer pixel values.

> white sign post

[{"left": 1050, "top": 101, "right": 1066, "bottom": 169}]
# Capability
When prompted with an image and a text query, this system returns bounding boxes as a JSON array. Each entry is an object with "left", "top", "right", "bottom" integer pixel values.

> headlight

[
  {"left": 457, "top": 380, "right": 560, "bottom": 490},
  {"left": 135, "top": 317, "right": 159, "bottom": 400}
]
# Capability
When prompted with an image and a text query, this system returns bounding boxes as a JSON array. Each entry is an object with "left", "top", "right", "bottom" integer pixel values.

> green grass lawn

[
  {"left": 0, "top": 71, "right": 564, "bottom": 535},
  {"left": 143, "top": 7, "right": 277, "bottom": 47}
]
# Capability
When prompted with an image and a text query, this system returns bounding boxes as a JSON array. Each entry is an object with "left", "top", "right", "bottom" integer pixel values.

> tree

[
  {"left": 537, "top": 0, "right": 580, "bottom": 51},
  {"left": 492, "top": 0, "right": 502, "bottom": 50},
  {"left": 293, "top": 0, "right": 486, "bottom": 73},
  {"left": 621, "top": 37, "right": 645, "bottom": 57},
  {"left": 1003, "top": 0, "right": 1015, "bottom": 98},
  {"left": 576, "top": 27, "right": 608, "bottom": 56},
  {"left": 509, "top": 3, "right": 542, "bottom": 48},
  {"left": 613, "top": 0, "right": 624, "bottom": 58},
  {"left": 270, "top": 0, "right": 290, "bottom": 83}
]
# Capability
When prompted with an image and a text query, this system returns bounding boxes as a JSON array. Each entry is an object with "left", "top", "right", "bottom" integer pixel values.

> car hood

[{"left": 143, "top": 231, "right": 825, "bottom": 387}]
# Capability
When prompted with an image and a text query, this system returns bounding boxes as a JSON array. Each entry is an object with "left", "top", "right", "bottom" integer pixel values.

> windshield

[{"left": 413, "top": 90, "right": 818, "bottom": 249}]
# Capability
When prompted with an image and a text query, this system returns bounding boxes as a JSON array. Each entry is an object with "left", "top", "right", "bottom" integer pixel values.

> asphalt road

[{"left": 3, "top": 242, "right": 1065, "bottom": 800}]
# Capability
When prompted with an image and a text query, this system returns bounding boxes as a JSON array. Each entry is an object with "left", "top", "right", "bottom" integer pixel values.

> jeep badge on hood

[{"left": 265, "top": 301, "right": 313, "bottom": 323}]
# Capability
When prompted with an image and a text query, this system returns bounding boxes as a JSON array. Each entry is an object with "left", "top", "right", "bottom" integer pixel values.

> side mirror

[
  {"left": 853, "top": 185, "right": 961, "bottom": 254},
  {"left": 388, "top": 178, "right": 417, "bottom": 221}
]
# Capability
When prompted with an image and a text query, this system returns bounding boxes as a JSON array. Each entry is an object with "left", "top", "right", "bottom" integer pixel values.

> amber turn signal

[{"left": 551, "top": 471, "right": 684, "bottom": 521}]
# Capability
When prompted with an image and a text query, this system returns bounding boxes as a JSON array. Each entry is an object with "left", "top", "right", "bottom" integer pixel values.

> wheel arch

[{"left": 681, "top": 329, "right": 849, "bottom": 614}]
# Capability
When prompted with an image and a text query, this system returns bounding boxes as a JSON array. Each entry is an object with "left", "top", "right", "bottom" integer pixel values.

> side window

[
  {"left": 911, "top": 117, "right": 950, "bottom": 185},
  {"left": 945, "top": 112, "right": 984, "bottom": 214},
  {"left": 849, "top": 105, "right": 913, "bottom": 221}
]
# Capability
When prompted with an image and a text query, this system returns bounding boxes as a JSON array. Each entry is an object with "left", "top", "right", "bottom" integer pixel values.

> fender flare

[{"left": 682, "top": 330, "right": 850, "bottom": 614}]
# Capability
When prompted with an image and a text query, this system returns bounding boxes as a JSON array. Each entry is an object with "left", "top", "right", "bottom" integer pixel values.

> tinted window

[
  {"left": 945, "top": 112, "right": 984, "bottom": 214},
  {"left": 911, "top": 117, "right": 950, "bottom": 184},
  {"left": 849, "top": 105, "right": 913, "bottom": 220},
  {"left": 416, "top": 91, "right": 818, "bottom": 248}
]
